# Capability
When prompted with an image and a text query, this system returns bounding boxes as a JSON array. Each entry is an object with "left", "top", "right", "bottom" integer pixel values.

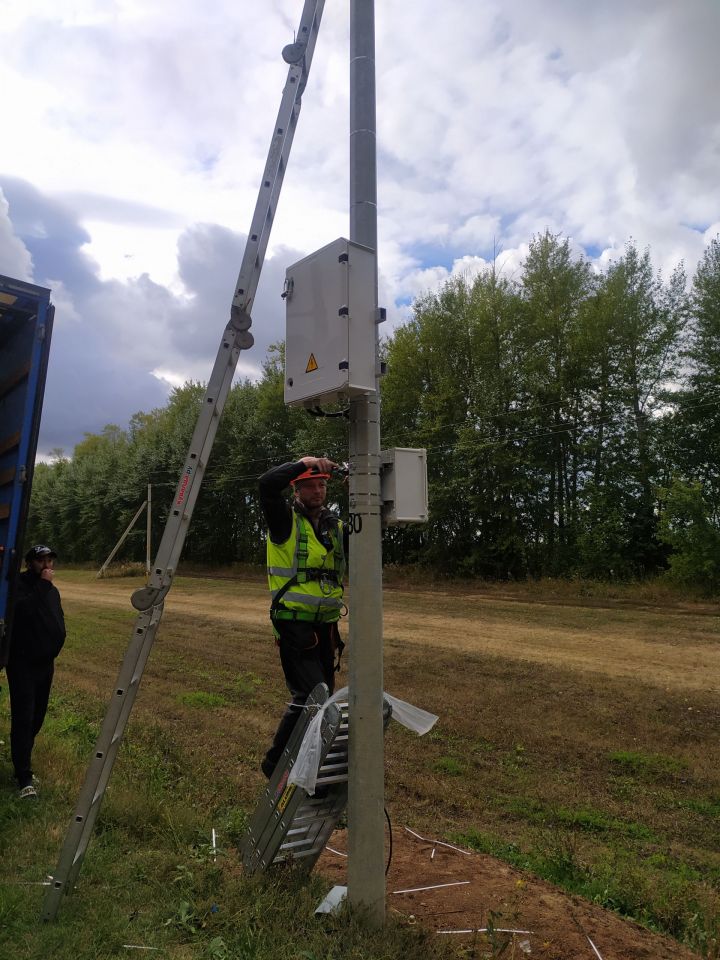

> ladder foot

[
  {"left": 229, "top": 305, "right": 252, "bottom": 332},
  {"left": 282, "top": 41, "right": 306, "bottom": 65},
  {"left": 131, "top": 584, "right": 169, "bottom": 611}
]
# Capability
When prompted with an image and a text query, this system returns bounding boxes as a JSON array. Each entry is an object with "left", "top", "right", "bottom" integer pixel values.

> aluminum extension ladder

[
  {"left": 243, "top": 683, "right": 348, "bottom": 875},
  {"left": 242, "top": 684, "right": 392, "bottom": 875},
  {"left": 42, "top": 0, "right": 327, "bottom": 921}
]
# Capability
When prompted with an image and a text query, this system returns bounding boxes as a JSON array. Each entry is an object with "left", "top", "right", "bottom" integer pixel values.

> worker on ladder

[{"left": 258, "top": 456, "right": 346, "bottom": 779}]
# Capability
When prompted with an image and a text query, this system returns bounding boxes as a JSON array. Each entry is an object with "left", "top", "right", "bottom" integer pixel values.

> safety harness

[{"left": 269, "top": 513, "right": 345, "bottom": 624}]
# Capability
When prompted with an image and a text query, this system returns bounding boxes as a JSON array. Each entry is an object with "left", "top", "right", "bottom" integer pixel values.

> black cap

[{"left": 25, "top": 544, "right": 58, "bottom": 563}]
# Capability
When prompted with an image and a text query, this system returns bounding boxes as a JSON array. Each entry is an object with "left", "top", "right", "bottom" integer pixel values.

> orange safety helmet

[{"left": 291, "top": 468, "right": 330, "bottom": 485}]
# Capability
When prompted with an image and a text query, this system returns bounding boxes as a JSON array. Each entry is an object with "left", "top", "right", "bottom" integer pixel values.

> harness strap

[
  {"left": 268, "top": 513, "right": 343, "bottom": 619},
  {"left": 271, "top": 609, "right": 339, "bottom": 622}
]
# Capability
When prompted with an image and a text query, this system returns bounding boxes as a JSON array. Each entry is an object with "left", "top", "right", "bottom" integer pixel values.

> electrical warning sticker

[{"left": 305, "top": 354, "right": 318, "bottom": 373}]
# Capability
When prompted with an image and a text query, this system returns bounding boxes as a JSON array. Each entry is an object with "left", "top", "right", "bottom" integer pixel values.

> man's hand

[
  {"left": 40, "top": 568, "right": 54, "bottom": 582},
  {"left": 300, "top": 455, "right": 338, "bottom": 474}
]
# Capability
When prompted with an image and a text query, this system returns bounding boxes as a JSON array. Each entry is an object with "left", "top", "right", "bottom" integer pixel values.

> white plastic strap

[{"left": 287, "top": 686, "right": 438, "bottom": 794}]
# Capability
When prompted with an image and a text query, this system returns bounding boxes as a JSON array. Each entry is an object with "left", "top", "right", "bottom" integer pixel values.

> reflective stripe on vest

[{"left": 267, "top": 513, "right": 344, "bottom": 619}]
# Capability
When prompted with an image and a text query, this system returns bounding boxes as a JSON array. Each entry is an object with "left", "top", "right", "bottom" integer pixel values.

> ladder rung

[
  {"left": 294, "top": 793, "right": 336, "bottom": 808},
  {"left": 289, "top": 809, "right": 336, "bottom": 825},
  {"left": 274, "top": 846, "right": 324, "bottom": 861},
  {"left": 294, "top": 796, "right": 339, "bottom": 812},
  {"left": 318, "top": 771, "right": 348, "bottom": 782},
  {"left": 277, "top": 837, "right": 317, "bottom": 851}
]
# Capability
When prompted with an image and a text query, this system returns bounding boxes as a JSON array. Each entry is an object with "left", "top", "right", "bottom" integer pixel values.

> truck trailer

[{"left": 0, "top": 274, "right": 54, "bottom": 667}]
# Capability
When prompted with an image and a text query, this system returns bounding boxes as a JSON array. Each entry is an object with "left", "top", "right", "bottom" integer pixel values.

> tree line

[{"left": 27, "top": 232, "right": 720, "bottom": 591}]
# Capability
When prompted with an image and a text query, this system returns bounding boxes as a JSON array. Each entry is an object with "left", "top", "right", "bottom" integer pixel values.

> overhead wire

[
  {"left": 382, "top": 391, "right": 720, "bottom": 461},
  {"left": 38, "top": 389, "right": 720, "bottom": 512},
  {"left": 34, "top": 388, "right": 720, "bottom": 515}
]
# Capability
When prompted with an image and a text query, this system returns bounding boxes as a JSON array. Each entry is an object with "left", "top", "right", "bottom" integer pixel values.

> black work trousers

[
  {"left": 264, "top": 620, "right": 336, "bottom": 771},
  {"left": 6, "top": 657, "right": 55, "bottom": 787}
]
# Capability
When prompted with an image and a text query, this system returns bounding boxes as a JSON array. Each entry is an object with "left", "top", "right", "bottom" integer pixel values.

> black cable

[
  {"left": 306, "top": 406, "right": 350, "bottom": 419},
  {"left": 384, "top": 806, "right": 393, "bottom": 876}
]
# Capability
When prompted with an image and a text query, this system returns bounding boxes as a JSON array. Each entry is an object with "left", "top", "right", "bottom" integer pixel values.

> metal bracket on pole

[{"left": 42, "top": 0, "right": 327, "bottom": 921}]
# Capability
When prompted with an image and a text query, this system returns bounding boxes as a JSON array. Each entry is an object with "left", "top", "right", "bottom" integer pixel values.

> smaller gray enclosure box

[
  {"left": 380, "top": 448, "right": 428, "bottom": 526},
  {"left": 284, "top": 238, "right": 377, "bottom": 406}
]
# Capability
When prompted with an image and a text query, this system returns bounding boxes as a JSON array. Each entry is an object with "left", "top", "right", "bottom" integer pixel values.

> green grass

[
  {"left": 609, "top": 749, "right": 688, "bottom": 778},
  {"left": 432, "top": 755, "right": 467, "bottom": 776},
  {"left": 384, "top": 639, "right": 720, "bottom": 956},
  {"left": 0, "top": 698, "right": 450, "bottom": 960},
  {"left": 454, "top": 826, "right": 718, "bottom": 952},
  {"left": 178, "top": 691, "right": 229, "bottom": 708},
  {"left": 3, "top": 570, "right": 719, "bottom": 958},
  {"left": 234, "top": 672, "right": 263, "bottom": 701}
]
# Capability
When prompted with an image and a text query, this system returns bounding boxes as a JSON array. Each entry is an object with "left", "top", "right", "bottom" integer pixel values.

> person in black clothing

[
  {"left": 258, "top": 456, "right": 346, "bottom": 779},
  {"left": 6, "top": 544, "right": 66, "bottom": 798}
]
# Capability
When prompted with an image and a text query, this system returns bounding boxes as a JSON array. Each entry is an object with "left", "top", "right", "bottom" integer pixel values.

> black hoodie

[{"left": 9, "top": 569, "right": 66, "bottom": 664}]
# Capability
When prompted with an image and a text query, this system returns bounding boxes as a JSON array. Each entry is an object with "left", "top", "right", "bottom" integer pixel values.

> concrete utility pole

[{"left": 347, "top": 0, "right": 385, "bottom": 925}]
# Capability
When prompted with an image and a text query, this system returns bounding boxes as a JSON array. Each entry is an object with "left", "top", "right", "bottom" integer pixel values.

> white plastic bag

[
  {"left": 288, "top": 687, "right": 438, "bottom": 795},
  {"left": 383, "top": 692, "right": 439, "bottom": 736}
]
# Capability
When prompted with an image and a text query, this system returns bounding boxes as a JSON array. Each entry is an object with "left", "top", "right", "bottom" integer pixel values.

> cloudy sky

[{"left": 1, "top": 0, "right": 719, "bottom": 456}]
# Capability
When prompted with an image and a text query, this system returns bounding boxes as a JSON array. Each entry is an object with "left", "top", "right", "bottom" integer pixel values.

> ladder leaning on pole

[
  {"left": 42, "top": 0, "right": 327, "bottom": 922},
  {"left": 242, "top": 686, "right": 392, "bottom": 876},
  {"left": 242, "top": 683, "right": 346, "bottom": 875}
]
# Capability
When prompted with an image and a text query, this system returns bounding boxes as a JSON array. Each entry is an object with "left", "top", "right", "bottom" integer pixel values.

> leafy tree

[
  {"left": 382, "top": 273, "right": 496, "bottom": 573},
  {"left": 672, "top": 237, "right": 720, "bottom": 518},
  {"left": 585, "top": 244, "right": 686, "bottom": 575},
  {"left": 659, "top": 479, "right": 720, "bottom": 594},
  {"left": 455, "top": 268, "right": 531, "bottom": 577},
  {"left": 520, "top": 231, "right": 594, "bottom": 573},
  {"left": 24, "top": 232, "right": 717, "bottom": 588}
]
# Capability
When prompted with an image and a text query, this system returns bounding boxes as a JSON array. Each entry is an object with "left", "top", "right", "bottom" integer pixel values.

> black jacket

[
  {"left": 9, "top": 570, "right": 66, "bottom": 664},
  {"left": 259, "top": 460, "right": 314, "bottom": 544}
]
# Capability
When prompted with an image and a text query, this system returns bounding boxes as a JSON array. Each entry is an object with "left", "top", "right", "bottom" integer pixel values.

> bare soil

[
  {"left": 317, "top": 827, "right": 701, "bottom": 960},
  {"left": 61, "top": 575, "right": 720, "bottom": 694},
  {"left": 57, "top": 574, "right": 718, "bottom": 959}
]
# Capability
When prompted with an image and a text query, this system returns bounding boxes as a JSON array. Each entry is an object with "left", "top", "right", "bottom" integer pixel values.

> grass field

[{"left": 1, "top": 568, "right": 718, "bottom": 958}]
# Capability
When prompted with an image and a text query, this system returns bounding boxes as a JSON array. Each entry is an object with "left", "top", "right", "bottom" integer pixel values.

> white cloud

[
  {"left": 151, "top": 367, "right": 187, "bottom": 390},
  {"left": 1, "top": 0, "right": 719, "bottom": 451},
  {"left": 0, "top": 190, "right": 33, "bottom": 279},
  {"left": 704, "top": 224, "right": 720, "bottom": 250},
  {"left": 452, "top": 215, "right": 502, "bottom": 250}
]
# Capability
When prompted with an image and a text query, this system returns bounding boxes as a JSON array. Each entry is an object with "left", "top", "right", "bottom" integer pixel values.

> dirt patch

[
  {"left": 55, "top": 573, "right": 717, "bottom": 958},
  {"left": 59, "top": 576, "right": 720, "bottom": 693},
  {"left": 317, "top": 827, "right": 701, "bottom": 959}
]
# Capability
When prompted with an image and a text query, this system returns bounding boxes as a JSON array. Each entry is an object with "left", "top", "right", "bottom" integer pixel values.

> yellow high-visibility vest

[{"left": 266, "top": 513, "right": 345, "bottom": 622}]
